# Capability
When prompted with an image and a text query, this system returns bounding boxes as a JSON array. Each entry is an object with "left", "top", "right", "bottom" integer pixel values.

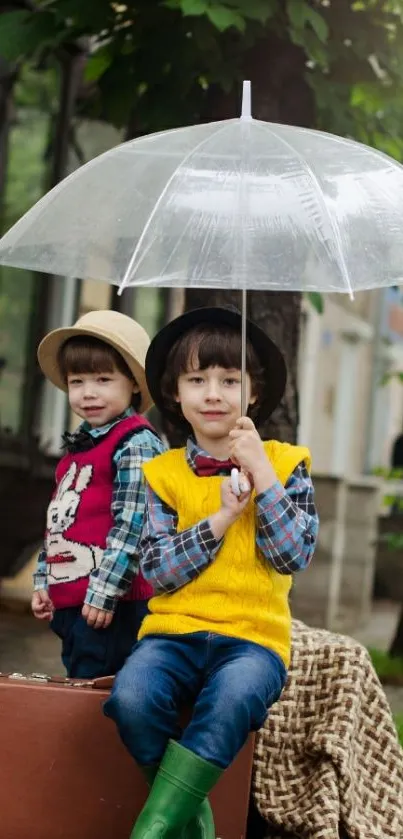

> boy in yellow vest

[{"left": 105, "top": 306, "right": 319, "bottom": 839}]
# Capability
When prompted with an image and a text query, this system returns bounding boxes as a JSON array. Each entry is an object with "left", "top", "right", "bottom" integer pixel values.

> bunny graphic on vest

[{"left": 46, "top": 461, "right": 103, "bottom": 585}]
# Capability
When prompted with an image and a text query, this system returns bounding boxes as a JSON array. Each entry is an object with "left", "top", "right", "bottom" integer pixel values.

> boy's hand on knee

[
  {"left": 82, "top": 604, "right": 114, "bottom": 629},
  {"left": 31, "top": 589, "right": 54, "bottom": 621}
]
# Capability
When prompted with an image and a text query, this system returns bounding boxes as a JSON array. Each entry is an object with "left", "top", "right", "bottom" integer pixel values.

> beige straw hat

[{"left": 37, "top": 309, "right": 153, "bottom": 413}]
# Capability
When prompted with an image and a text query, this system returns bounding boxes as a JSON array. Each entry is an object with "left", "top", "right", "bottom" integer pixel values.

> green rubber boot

[
  {"left": 142, "top": 766, "right": 215, "bottom": 839},
  {"left": 131, "top": 741, "right": 222, "bottom": 839}
]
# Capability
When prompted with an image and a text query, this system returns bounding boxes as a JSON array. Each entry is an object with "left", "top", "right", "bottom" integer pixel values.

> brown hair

[
  {"left": 160, "top": 323, "right": 265, "bottom": 430},
  {"left": 58, "top": 336, "right": 140, "bottom": 409}
]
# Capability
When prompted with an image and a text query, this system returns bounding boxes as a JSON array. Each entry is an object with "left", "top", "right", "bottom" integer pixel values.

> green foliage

[
  {"left": 287, "top": 0, "right": 329, "bottom": 46},
  {"left": 377, "top": 469, "right": 403, "bottom": 525},
  {"left": 0, "top": 10, "right": 64, "bottom": 62},
  {"left": 372, "top": 467, "right": 403, "bottom": 479},
  {"left": 372, "top": 467, "right": 403, "bottom": 514},
  {"left": 369, "top": 647, "right": 403, "bottom": 680},
  {"left": 306, "top": 291, "right": 324, "bottom": 315},
  {"left": 84, "top": 46, "right": 113, "bottom": 83},
  {"left": 383, "top": 530, "right": 403, "bottom": 548},
  {"left": 3, "top": 0, "right": 403, "bottom": 163},
  {"left": 381, "top": 370, "right": 403, "bottom": 386},
  {"left": 395, "top": 713, "right": 403, "bottom": 745},
  {"left": 310, "top": 1, "right": 403, "bottom": 156},
  {"left": 205, "top": 6, "right": 246, "bottom": 32},
  {"left": 3, "top": 1, "right": 403, "bottom": 171},
  {"left": 164, "top": 0, "right": 277, "bottom": 27}
]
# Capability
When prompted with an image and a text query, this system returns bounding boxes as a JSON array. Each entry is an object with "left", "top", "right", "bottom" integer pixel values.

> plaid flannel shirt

[
  {"left": 33, "top": 407, "right": 165, "bottom": 611},
  {"left": 140, "top": 437, "right": 318, "bottom": 593}
]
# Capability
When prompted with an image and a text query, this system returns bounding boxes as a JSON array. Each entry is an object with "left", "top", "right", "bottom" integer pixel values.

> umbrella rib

[
  {"left": 256, "top": 122, "right": 354, "bottom": 298},
  {"left": 118, "top": 122, "right": 235, "bottom": 293}
]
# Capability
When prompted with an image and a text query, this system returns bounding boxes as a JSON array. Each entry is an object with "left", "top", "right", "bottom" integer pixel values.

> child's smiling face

[
  {"left": 67, "top": 367, "right": 137, "bottom": 427},
  {"left": 176, "top": 358, "right": 256, "bottom": 450}
]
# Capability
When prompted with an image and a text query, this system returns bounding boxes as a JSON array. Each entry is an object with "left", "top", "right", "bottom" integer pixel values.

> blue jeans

[
  {"left": 104, "top": 632, "right": 286, "bottom": 768},
  {"left": 50, "top": 600, "right": 149, "bottom": 679}
]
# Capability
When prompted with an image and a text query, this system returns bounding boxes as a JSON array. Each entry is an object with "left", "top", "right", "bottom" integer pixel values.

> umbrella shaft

[{"left": 241, "top": 289, "right": 247, "bottom": 416}]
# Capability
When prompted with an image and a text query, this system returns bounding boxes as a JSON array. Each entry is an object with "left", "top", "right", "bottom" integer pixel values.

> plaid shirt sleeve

[
  {"left": 256, "top": 462, "right": 318, "bottom": 573},
  {"left": 84, "top": 429, "right": 166, "bottom": 612},
  {"left": 33, "top": 547, "right": 48, "bottom": 590},
  {"left": 141, "top": 463, "right": 318, "bottom": 592},
  {"left": 140, "top": 484, "right": 223, "bottom": 593}
]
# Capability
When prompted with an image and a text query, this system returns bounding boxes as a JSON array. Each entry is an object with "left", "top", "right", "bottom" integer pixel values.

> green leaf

[
  {"left": 382, "top": 370, "right": 403, "bottom": 386},
  {"left": 306, "top": 291, "right": 324, "bottom": 314},
  {"left": 84, "top": 46, "right": 113, "bottom": 82},
  {"left": 206, "top": 5, "right": 245, "bottom": 31},
  {"left": 306, "top": 7, "right": 328, "bottom": 43},
  {"left": 0, "top": 10, "right": 62, "bottom": 62},
  {"left": 180, "top": 0, "right": 208, "bottom": 15},
  {"left": 300, "top": 27, "right": 328, "bottom": 67},
  {"left": 287, "top": 0, "right": 307, "bottom": 29},
  {"left": 235, "top": 0, "right": 278, "bottom": 23},
  {"left": 350, "top": 82, "right": 385, "bottom": 113},
  {"left": 287, "top": 0, "right": 328, "bottom": 43},
  {"left": 0, "top": 11, "right": 31, "bottom": 61},
  {"left": 372, "top": 131, "right": 402, "bottom": 162}
]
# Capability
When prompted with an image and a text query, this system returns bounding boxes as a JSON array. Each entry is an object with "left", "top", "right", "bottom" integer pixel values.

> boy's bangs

[
  {"left": 58, "top": 336, "right": 131, "bottom": 380},
  {"left": 183, "top": 326, "right": 243, "bottom": 372}
]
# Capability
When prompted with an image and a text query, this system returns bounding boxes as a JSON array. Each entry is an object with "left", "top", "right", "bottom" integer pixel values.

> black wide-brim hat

[{"left": 145, "top": 306, "right": 287, "bottom": 425}]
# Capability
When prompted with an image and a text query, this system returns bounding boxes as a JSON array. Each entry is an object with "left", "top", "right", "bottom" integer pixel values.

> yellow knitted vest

[{"left": 139, "top": 440, "right": 311, "bottom": 666}]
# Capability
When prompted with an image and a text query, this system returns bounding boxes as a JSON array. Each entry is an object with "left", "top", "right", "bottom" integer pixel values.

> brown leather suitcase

[{"left": 0, "top": 673, "right": 254, "bottom": 839}]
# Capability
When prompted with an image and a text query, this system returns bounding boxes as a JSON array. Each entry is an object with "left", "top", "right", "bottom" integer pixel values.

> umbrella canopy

[{"left": 1, "top": 82, "right": 403, "bottom": 296}]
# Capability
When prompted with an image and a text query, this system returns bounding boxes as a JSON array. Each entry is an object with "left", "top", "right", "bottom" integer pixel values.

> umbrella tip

[{"left": 241, "top": 80, "right": 252, "bottom": 120}]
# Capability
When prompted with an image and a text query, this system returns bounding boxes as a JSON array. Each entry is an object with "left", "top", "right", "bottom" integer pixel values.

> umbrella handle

[{"left": 231, "top": 467, "right": 251, "bottom": 497}]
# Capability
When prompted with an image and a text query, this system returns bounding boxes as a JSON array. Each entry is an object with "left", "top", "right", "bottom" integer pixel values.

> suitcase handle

[{"left": 3, "top": 672, "right": 115, "bottom": 690}]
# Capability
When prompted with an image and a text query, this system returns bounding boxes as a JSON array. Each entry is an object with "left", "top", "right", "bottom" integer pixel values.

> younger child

[
  {"left": 31, "top": 310, "right": 165, "bottom": 678},
  {"left": 105, "top": 306, "right": 319, "bottom": 839}
]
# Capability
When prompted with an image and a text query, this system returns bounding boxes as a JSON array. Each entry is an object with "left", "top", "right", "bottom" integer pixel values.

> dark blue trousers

[
  {"left": 104, "top": 632, "right": 286, "bottom": 768},
  {"left": 50, "top": 600, "right": 149, "bottom": 678}
]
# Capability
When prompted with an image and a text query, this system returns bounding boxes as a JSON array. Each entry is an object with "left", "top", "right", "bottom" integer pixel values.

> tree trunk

[{"left": 200, "top": 29, "right": 316, "bottom": 129}]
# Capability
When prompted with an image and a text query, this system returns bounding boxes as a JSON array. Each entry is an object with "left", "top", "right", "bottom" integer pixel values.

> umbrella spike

[{"left": 241, "top": 80, "right": 252, "bottom": 120}]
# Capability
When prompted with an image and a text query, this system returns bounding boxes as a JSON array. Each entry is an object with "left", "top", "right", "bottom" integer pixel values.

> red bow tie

[{"left": 194, "top": 454, "right": 233, "bottom": 477}]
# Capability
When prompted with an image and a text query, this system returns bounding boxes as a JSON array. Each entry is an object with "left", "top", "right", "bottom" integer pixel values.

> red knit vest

[{"left": 46, "top": 415, "right": 156, "bottom": 609}]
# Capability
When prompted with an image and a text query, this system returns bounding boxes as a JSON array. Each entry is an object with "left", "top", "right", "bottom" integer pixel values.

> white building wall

[{"left": 298, "top": 290, "right": 399, "bottom": 477}]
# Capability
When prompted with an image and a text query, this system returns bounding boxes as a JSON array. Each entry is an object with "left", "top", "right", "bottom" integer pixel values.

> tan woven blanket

[{"left": 252, "top": 621, "right": 403, "bottom": 839}]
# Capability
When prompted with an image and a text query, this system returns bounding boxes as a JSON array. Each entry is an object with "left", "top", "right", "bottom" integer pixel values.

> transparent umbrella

[
  {"left": 2, "top": 80, "right": 403, "bottom": 419},
  {"left": 3, "top": 81, "right": 403, "bottom": 297}
]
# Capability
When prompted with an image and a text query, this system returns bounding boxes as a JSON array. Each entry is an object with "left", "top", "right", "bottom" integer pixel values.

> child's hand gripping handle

[{"left": 230, "top": 468, "right": 251, "bottom": 497}]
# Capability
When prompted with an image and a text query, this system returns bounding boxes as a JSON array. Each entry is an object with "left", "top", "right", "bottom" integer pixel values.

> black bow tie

[{"left": 61, "top": 429, "right": 96, "bottom": 454}]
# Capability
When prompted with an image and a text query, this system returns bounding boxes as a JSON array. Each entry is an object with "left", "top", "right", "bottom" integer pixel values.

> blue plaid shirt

[
  {"left": 33, "top": 407, "right": 165, "bottom": 611},
  {"left": 140, "top": 438, "right": 319, "bottom": 593}
]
